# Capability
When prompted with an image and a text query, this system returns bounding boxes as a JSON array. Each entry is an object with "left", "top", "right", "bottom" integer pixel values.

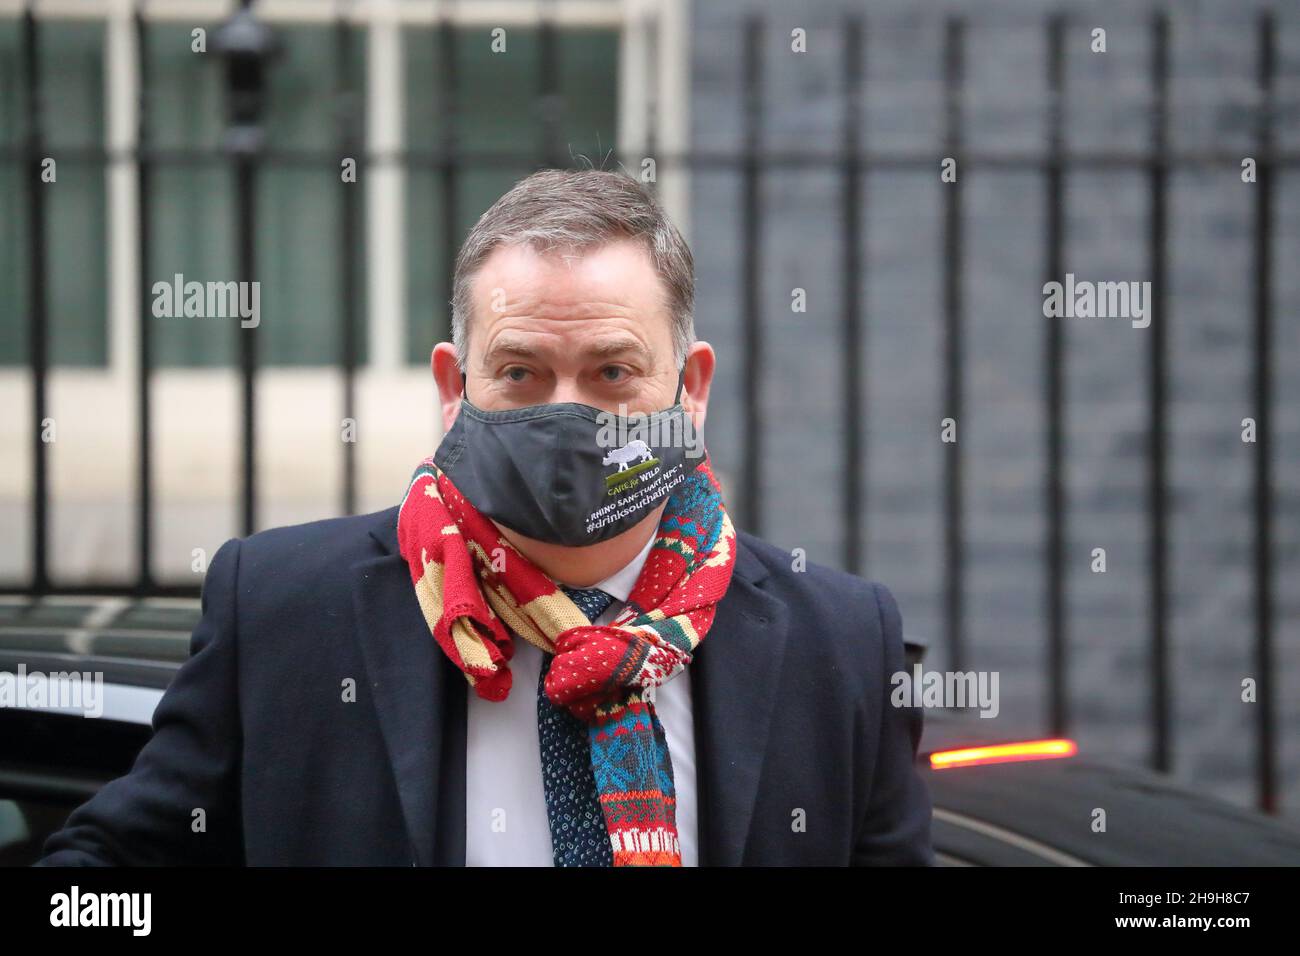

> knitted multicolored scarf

[{"left": 396, "top": 454, "right": 736, "bottom": 866}]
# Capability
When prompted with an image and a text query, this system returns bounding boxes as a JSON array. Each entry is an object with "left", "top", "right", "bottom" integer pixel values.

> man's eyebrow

[
  {"left": 579, "top": 338, "right": 652, "bottom": 362},
  {"left": 482, "top": 335, "right": 651, "bottom": 363},
  {"left": 482, "top": 339, "right": 541, "bottom": 361}
]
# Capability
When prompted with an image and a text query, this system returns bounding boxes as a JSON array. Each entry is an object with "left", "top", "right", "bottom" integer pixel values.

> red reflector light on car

[{"left": 929, "top": 739, "right": 1078, "bottom": 770}]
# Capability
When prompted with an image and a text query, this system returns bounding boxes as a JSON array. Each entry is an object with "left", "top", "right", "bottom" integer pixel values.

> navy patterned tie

[{"left": 537, "top": 585, "right": 616, "bottom": 866}]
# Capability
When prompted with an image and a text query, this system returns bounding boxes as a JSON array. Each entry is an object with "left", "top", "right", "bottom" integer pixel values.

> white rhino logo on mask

[{"left": 602, "top": 439, "right": 655, "bottom": 472}]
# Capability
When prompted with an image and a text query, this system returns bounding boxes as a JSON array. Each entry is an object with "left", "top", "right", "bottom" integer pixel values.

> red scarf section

[{"left": 397, "top": 455, "right": 737, "bottom": 865}]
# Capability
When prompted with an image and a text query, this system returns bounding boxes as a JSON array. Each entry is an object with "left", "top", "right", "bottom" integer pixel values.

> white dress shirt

[{"left": 465, "top": 532, "right": 699, "bottom": 866}]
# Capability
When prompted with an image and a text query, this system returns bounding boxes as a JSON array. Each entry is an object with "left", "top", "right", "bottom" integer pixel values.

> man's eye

[
  {"left": 599, "top": 366, "right": 629, "bottom": 383},
  {"left": 504, "top": 367, "right": 530, "bottom": 383}
]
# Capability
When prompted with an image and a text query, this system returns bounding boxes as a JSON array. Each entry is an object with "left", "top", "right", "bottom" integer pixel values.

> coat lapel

[
  {"left": 351, "top": 509, "right": 786, "bottom": 868},
  {"left": 350, "top": 508, "right": 464, "bottom": 867},
  {"left": 691, "top": 536, "right": 789, "bottom": 866}
]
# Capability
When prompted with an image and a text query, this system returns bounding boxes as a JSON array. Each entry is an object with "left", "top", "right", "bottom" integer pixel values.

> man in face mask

[
  {"left": 36, "top": 169, "right": 934, "bottom": 869},
  {"left": 427, "top": 230, "right": 709, "bottom": 580},
  {"left": 410, "top": 177, "right": 727, "bottom": 868}
]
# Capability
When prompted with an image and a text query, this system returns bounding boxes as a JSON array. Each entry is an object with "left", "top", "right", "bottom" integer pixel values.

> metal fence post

[{"left": 941, "top": 16, "right": 966, "bottom": 672}]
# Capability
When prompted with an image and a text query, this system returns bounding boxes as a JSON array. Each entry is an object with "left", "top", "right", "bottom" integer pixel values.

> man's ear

[
  {"left": 431, "top": 343, "right": 464, "bottom": 433},
  {"left": 682, "top": 341, "right": 716, "bottom": 432}
]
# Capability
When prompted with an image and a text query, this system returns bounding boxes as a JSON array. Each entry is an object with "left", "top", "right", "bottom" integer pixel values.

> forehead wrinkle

[
  {"left": 470, "top": 241, "right": 675, "bottom": 366},
  {"left": 482, "top": 332, "right": 654, "bottom": 366}
]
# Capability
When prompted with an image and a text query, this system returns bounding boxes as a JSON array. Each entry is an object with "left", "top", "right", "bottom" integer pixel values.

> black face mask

[{"left": 433, "top": 372, "right": 704, "bottom": 546}]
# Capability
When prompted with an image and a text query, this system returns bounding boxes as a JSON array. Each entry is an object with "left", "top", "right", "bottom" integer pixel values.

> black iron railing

[{"left": 3, "top": 9, "right": 1292, "bottom": 816}]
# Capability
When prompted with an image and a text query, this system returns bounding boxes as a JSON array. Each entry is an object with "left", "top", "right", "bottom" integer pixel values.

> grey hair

[{"left": 449, "top": 168, "right": 695, "bottom": 371}]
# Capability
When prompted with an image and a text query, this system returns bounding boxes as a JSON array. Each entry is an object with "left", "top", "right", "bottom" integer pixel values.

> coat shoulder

[
  {"left": 239, "top": 505, "right": 395, "bottom": 554},
  {"left": 735, "top": 530, "right": 893, "bottom": 617},
  {"left": 732, "top": 530, "right": 905, "bottom": 672},
  {"left": 211, "top": 506, "right": 397, "bottom": 606}
]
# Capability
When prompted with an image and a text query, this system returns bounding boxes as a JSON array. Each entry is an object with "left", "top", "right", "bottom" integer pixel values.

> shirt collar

[{"left": 586, "top": 531, "right": 656, "bottom": 604}]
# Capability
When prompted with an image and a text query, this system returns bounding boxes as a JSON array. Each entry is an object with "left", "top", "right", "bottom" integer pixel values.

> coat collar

[{"left": 351, "top": 506, "right": 788, "bottom": 867}]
